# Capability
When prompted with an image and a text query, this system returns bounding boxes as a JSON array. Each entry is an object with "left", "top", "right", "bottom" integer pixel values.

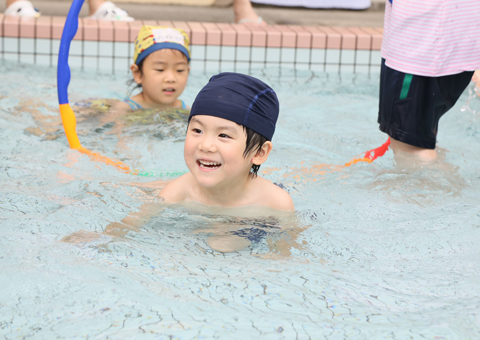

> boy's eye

[
  {"left": 177, "top": 69, "right": 185, "bottom": 73},
  {"left": 219, "top": 133, "right": 231, "bottom": 139},
  {"left": 156, "top": 69, "right": 164, "bottom": 72},
  {"left": 192, "top": 128, "right": 202, "bottom": 134}
]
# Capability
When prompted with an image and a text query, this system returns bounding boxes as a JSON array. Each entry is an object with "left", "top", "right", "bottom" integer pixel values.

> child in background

[
  {"left": 24, "top": 25, "right": 191, "bottom": 141},
  {"left": 120, "top": 25, "right": 191, "bottom": 111},
  {"left": 73, "top": 25, "right": 191, "bottom": 118},
  {"left": 159, "top": 72, "right": 294, "bottom": 211}
]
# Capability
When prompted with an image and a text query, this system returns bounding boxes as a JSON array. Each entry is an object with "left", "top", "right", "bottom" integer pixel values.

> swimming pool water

[{"left": 1, "top": 61, "right": 480, "bottom": 339}]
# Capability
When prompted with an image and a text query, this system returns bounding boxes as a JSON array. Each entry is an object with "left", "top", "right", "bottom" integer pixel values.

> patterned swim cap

[{"left": 133, "top": 25, "right": 191, "bottom": 65}]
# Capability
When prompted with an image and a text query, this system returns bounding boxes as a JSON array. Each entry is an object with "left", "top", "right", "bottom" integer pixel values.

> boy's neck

[{"left": 194, "top": 173, "right": 254, "bottom": 207}]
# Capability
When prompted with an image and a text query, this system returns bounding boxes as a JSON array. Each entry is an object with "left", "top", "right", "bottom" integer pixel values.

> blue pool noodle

[{"left": 57, "top": 0, "right": 85, "bottom": 105}]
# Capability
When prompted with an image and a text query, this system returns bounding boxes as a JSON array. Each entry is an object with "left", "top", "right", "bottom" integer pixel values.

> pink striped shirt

[{"left": 381, "top": 0, "right": 480, "bottom": 77}]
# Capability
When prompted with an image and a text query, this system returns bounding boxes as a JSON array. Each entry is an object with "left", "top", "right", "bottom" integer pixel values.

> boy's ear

[
  {"left": 252, "top": 141, "right": 273, "bottom": 166},
  {"left": 130, "top": 64, "right": 142, "bottom": 84}
]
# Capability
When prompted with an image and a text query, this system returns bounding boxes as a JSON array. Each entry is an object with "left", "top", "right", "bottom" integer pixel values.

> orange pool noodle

[
  {"left": 59, "top": 103, "right": 82, "bottom": 150},
  {"left": 59, "top": 104, "right": 131, "bottom": 173}
]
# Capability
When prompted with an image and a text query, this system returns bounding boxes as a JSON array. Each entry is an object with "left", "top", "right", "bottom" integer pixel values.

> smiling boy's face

[{"left": 184, "top": 115, "right": 255, "bottom": 189}]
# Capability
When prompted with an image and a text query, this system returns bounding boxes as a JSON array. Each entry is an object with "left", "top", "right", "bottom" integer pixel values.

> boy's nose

[{"left": 198, "top": 136, "right": 217, "bottom": 153}]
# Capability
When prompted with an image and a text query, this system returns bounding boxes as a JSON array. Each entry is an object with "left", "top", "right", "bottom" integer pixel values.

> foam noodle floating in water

[
  {"left": 57, "top": 0, "right": 131, "bottom": 174},
  {"left": 262, "top": 138, "right": 391, "bottom": 182}
]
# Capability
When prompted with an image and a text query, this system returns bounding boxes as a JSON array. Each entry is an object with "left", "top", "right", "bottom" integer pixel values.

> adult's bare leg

[
  {"left": 233, "top": 0, "right": 265, "bottom": 25},
  {"left": 88, "top": 0, "right": 105, "bottom": 16},
  {"left": 389, "top": 137, "right": 437, "bottom": 161}
]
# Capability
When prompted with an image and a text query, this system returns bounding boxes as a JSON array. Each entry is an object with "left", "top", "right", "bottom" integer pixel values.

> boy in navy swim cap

[{"left": 160, "top": 72, "right": 294, "bottom": 211}]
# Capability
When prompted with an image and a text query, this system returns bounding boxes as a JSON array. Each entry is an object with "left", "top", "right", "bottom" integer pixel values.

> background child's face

[
  {"left": 132, "top": 49, "right": 189, "bottom": 107},
  {"left": 184, "top": 115, "right": 254, "bottom": 189}
]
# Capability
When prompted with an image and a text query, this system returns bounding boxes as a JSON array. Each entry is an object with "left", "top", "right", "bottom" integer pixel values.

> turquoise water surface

[{"left": 1, "top": 61, "right": 480, "bottom": 339}]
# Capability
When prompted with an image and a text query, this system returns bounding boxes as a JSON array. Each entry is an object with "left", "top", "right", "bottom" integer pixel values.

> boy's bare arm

[
  {"left": 104, "top": 201, "right": 165, "bottom": 237},
  {"left": 128, "top": 179, "right": 171, "bottom": 190},
  {"left": 103, "top": 180, "right": 172, "bottom": 235}
]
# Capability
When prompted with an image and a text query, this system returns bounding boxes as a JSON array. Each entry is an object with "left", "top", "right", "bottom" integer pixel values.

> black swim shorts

[{"left": 378, "top": 59, "right": 474, "bottom": 149}]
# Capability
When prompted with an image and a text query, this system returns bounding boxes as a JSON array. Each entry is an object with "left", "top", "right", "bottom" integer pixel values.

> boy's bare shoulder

[
  {"left": 255, "top": 176, "right": 295, "bottom": 211},
  {"left": 158, "top": 173, "right": 193, "bottom": 203}
]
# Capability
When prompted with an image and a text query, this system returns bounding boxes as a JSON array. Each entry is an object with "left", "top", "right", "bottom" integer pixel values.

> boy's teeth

[{"left": 199, "top": 160, "right": 221, "bottom": 168}]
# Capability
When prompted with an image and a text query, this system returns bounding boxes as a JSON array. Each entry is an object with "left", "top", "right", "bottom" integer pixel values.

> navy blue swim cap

[{"left": 189, "top": 72, "right": 279, "bottom": 141}]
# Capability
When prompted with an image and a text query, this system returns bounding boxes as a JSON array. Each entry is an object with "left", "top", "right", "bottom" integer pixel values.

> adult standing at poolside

[
  {"left": 4, "top": 0, "right": 134, "bottom": 20},
  {"left": 378, "top": 0, "right": 480, "bottom": 160}
]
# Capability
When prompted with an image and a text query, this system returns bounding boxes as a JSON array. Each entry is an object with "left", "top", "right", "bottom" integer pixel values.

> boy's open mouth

[
  {"left": 197, "top": 160, "right": 221, "bottom": 170},
  {"left": 163, "top": 88, "right": 176, "bottom": 93}
]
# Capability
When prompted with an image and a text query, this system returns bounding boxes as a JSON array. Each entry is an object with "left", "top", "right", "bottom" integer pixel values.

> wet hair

[
  {"left": 126, "top": 58, "right": 145, "bottom": 96},
  {"left": 243, "top": 127, "right": 268, "bottom": 177}
]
